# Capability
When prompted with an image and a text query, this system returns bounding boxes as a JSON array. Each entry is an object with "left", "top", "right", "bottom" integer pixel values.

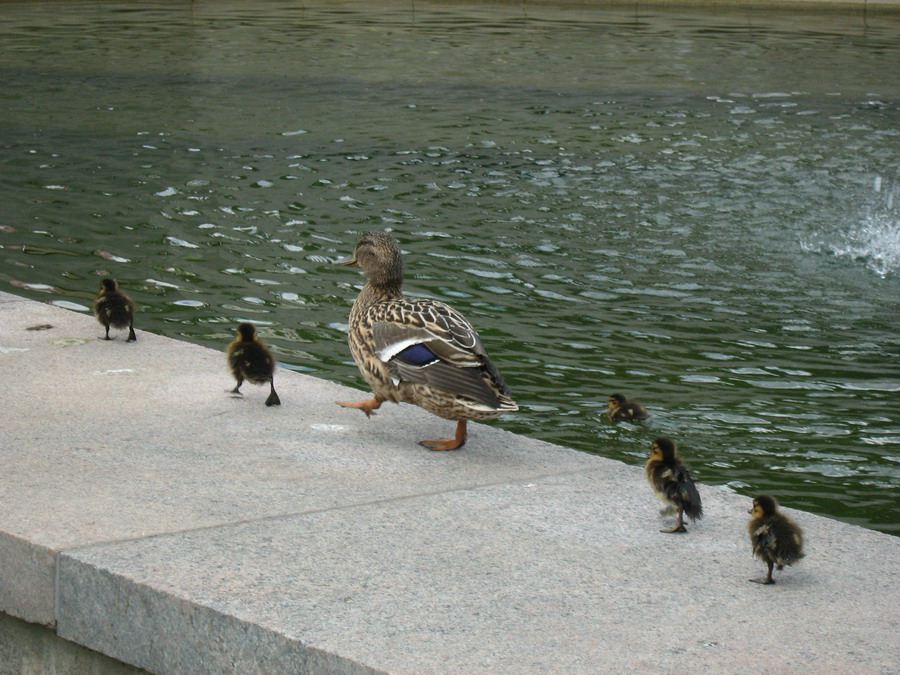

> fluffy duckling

[
  {"left": 92, "top": 278, "right": 136, "bottom": 341},
  {"left": 748, "top": 495, "right": 804, "bottom": 584},
  {"left": 337, "top": 231, "right": 517, "bottom": 451},
  {"left": 607, "top": 393, "right": 649, "bottom": 422},
  {"left": 227, "top": 323, "right": 281, "bottom": 406},
  {"left": 645, "top": 437, "right": 703, "bottom": 533}
]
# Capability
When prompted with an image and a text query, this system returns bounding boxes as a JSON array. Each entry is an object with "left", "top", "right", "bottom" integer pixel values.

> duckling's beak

[
  {"left": 337, "top": 256, "right": 359, "bottom": 267},
  {"left": 747, "top": 508, "right": 753, "bottom": 514}
]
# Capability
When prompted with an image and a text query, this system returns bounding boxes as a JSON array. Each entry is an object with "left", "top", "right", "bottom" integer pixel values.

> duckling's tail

[{"left": 676, "top": 467, "right": 703, "bottom": 522}]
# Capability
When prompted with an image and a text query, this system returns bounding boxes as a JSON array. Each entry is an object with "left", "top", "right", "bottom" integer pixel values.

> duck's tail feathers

[{"left": 677, "top": 467, "right": 703, "bottom": 521}]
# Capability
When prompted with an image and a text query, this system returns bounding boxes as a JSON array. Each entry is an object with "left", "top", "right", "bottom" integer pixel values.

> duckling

[
  {"left": 227, "top": 323, "right": 281, "bottom": 406},
  {"left": 607, "top": 393, "right": 649, "bottom": 422},
  {"left": 645, "top": 437, "right": 703, "bottom": 533},
  {"left": 337, "top": 231, "right": 517, "bottom": 451},
  {"left": 92, "top": 278, "right": 136, "bottom": 341},
  {"left": 748, "top": 495, "right": 804, "bottom": 584}
]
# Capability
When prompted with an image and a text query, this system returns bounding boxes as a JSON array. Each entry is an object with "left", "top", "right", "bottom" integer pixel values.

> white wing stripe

[{"left": 376, "top": 336, "right": 434, "bottom": 363}]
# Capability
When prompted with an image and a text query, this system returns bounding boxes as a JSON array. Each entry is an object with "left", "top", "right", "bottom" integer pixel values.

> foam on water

[
  {"left": 803, "top": 179, "right": 900, "bottom": 278},
  {"left": 837, "top": 211, "right": 900, "bottom": 279}
]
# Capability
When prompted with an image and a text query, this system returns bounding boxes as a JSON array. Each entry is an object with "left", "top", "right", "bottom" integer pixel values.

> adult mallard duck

[
  {"left": 748, "top": 495, "right": 804, "bottom": 584},
  {"left": 227, "top": 322, "right": 281, "bottom": 406},
  {"left": 645, "top": 437, "right": 703, "bottom": 533},
  {"left": 92, "top": 278, "right": 136, "bottom": 342},
  {"left": 337, "top": 231, "right": 518, "bottom": 451},
  {"left": 607, "top": 393, "right": 649, "bottom": 422}
]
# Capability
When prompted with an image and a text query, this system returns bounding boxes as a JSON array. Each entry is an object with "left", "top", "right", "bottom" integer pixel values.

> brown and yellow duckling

[
  {"left": 607, "top": 393, "right": 649, "bottom": 422},
  {"left": 92, "top": 278, "right": 136, "bottom": 342},
  {"left": 337, "top": 231, "right": 517, "bottom": 451},
  {"left": 748, "top": 495, "right": 804, "bottom": 585},
  {"left": 645, "top": 437, "right": 703, "bottom": 533},
  {"left": 227, "top": 323, "right": 281, "bottom": 406}
]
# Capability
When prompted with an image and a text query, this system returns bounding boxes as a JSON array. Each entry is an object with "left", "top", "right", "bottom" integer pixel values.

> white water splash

[
  {"left": 838, "top": 211, "right": 900, "bottom": 278},
  {"left": 803, "top": 178, "right": 900, "bottom": 278}
]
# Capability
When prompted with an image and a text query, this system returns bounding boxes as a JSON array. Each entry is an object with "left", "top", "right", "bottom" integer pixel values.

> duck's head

[
  {"left": 749, "top": 495, "right": 778, "bottom": 518},
  {"left": 340, "top": 231, "right": 403, "bottom": 287},
  {"left": 608, "top": 393, "right": 627, "bottom": 411},
  {"left": 236, "top": 322, "right": 258, "bottom": 342},
  {"left": 651, "top": 437, "right": 677, "bottom": 463},
  {"left": 98, "top": 278, "right": 118, "bottom": 294}
]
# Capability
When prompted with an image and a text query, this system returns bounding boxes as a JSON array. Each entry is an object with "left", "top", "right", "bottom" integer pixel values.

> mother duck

[{"left": 337, "top": 231, "right": 518, "bottom": 450}]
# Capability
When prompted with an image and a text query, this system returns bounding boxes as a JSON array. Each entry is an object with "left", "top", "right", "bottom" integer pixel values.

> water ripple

[{"left": 1, "top": 1, "right": 898, "bottom": 534}]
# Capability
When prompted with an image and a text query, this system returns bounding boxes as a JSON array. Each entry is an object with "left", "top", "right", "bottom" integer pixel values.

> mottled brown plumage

[
  {"left": 92, "top": 278, "right": 136, "bottom": 342},
  {"left": 227, "top": 323, "right": 280, "bottom": 406},
  {"left": 337, "top": 231, "right": 517, "bottom": 450},
  {"left": 748, "top": 495, "right": 804, "bottom": 584}
]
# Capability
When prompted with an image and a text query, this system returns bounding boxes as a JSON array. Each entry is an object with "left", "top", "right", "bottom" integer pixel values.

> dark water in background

[{"left": 1, "top": 0, "right": 898, "bottom": 533}]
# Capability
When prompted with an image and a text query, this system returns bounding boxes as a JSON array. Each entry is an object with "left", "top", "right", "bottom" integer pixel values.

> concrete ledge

[
  {"left": 0, "top": 611, "right": 146, "bottom": 675},
  {"left": 1, "top": 290, "right": 898, "bottom": 673}
]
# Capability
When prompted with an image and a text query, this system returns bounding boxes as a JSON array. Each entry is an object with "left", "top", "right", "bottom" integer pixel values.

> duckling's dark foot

[
  {"left": 660, "top": 525, "right": 688, "bottom": 533},
  {"left": 337, "top": 398, "right": 382, "bottom": 417},
  {"left": 98, "top": 336, "right": 113, "bottom": 341},
  {"left": 265, "top": 391, "right": 281, "bottom": 406},
  {"left": 127, "top": 329, "right": 137, "bottom": 342},
  {"left": 752, "top": 562, "right": 777, "bottom": 584},
  {"left": 419, "top": 420, "right": 467, "bottom": 451}
]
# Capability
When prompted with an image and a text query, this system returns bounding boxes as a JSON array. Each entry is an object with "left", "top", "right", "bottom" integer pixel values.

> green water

[{"left": 1, "top": 0, "right": 898, "bottom": 534}]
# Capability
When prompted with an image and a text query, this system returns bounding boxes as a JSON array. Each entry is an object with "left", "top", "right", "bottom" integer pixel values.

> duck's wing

[
  {"left": 771, "top": 518, "right": 804, "bottom": 565},
  {"left": 752, "top": 522, "right": 777, "bottom": 558},
  {"left": 372, "top": 299, "right": 485, "bottom": 366},
  {"left": 673, "top": 465, "right": 703, "bottom": 520},
  {"left": 368, "top": 298, "right": 514, "bottom": 410},
  {"left": 628, "top": 404, "right": 649, "bottom": 421},
  {"left": 658, "top": 465, "right": 703, "bottom": 520}
]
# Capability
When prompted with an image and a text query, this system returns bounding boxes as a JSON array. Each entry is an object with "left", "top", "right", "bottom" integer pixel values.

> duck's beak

[{"left": 337, "top": 256, "right": 359, "bottom": 267}]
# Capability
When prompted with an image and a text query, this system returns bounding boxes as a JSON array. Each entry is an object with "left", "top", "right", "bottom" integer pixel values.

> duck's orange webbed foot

[
  {"left": 336, "top": 398, "right": 383, "bottom": 418},
  {"left": 419, "top": 420, "right": 467, "bottom": 451}
]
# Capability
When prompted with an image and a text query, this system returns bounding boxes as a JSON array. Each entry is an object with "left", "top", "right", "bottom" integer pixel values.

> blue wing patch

[{"left": 395, "top": 343, "right": 440, "bottom": 367}]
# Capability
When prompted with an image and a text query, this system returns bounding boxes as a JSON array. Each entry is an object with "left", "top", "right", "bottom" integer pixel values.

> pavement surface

[{"left": 0, "top": 290, "right": 897, "bottom": 674}]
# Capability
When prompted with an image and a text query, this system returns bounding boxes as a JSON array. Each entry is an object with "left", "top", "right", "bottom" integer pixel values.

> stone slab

[
  {"left": 58, "top": 472, "right": 899, "bottom": 674},
  {"left": 0, "top": 611, "right": 147, "bottom": 675},
  {"left": 0, "top": 291, "right": 596, "bottom": 625},
  {"left": 1, "top": 291, "right": 898, "bottom": 673}
]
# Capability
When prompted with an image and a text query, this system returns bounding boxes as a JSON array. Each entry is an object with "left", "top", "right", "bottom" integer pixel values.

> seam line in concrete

[{"left": 58, "top": 465, "right": 607, "bottom": 555}]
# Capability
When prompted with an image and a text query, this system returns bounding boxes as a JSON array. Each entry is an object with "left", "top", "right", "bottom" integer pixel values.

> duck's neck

[{"left": 354, "top": 270, "right": 403, "bottom": 313}]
